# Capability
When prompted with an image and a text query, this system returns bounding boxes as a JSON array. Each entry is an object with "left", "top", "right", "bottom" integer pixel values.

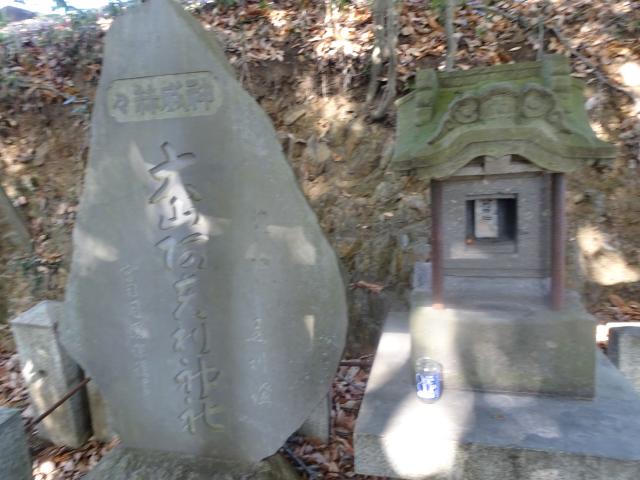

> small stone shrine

[
  {"left": 61, "top": 0, "right": 347, "bottom": 476},
  {"left": 355, "top": 56, "right": 640, "bottom": 479}
]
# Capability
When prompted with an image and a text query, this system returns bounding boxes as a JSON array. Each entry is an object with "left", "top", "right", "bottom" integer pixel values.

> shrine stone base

[
  {"left": 354, "top": 312, "right": 640, "bottom": 480},
  {"left": 410, "top": 289, "right": 596, "bottom": 397},
  {"left": 85, "top": 448, "right": 300, "bottom": 480}
]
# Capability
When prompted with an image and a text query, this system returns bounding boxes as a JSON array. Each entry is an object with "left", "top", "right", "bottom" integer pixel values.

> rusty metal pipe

[
  {"left": 28, "top": 377, "right": 91, "bottom": 429},
  {"left": 430, "top": 180, "right": 444, "bottom": 309},
  {"left": 551, "top": 173, "right": 566, "bottom": 310}
]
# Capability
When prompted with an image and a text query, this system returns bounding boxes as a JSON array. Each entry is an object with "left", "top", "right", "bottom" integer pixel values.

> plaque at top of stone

[{"left": 61, "top": 0, "right": 347, "bottom": 463}]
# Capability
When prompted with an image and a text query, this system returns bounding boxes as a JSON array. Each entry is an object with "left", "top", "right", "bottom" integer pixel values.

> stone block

[
  {"left": 441, "top": 174, "right": 551, "bottom": 278},
  {"left": 0, "top": 408, "right": 31, "bottom": 480},
  {"left": 60, "top": 0, "right": 346, "bottom": 463},
  {"left": 354, "top": 312, "right": 640, "bottom": 479},
  {"left": 409, "top": 275, "right": 551, "bottom": 309},
  {"left": 84, "top": 448, "right": 300, "bottom": 480},
  {"left": 607, "top": 323, "right": 640, "bottom": 392},
  {"left": 10, "top": 300, "right": 91, "bottom": 447},
  {"left": 410, "top": 293, "right": 596, "bottom": 397},
  {"left": 411, "top": 262, "right": 431, "bottom": 291},
  {"left": 0, "top": 184, "right": 31, "bottom": 250},
  {"left": 86, "top": 382, "right": 116, "bottom": 442},
  {"left": 298, "top": 394, "right": 330, "bottom": 442}
]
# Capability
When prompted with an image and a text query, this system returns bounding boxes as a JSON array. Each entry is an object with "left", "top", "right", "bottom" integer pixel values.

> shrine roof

[{"left": 391, "top": 55, "right": 616, "bottom": 179}]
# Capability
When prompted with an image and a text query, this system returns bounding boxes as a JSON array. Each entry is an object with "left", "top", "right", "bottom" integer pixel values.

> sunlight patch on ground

[{"left": 577, "top": 225, "right": 640, "bottom": 285}]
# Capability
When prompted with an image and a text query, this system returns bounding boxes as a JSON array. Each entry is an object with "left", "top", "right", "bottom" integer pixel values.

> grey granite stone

[
  {"left": 0, "top": 408, "right": 31, "bottom": 480},
  {"left": 441, "top": 174, "right": 551, "bottom": 278},
  {"left": 607, "top": 323, "right": 640, "bottom": 393},
  {"left": 61, "top": 0, "right": 346, "bottom": 463},
  {"left": 84, "top": 448, "right": 300, "bottom": 480},
  {"left": 354, "top": 312, "right": 640, "bottom": 479},
  {"left": 86, "top": 382, "right": 116, "bottom": 442},
  {"left": 10, "top": 300, "right": 91, "bottom": 447},
  {"left": 297, "top": 394, "right": 330, "bottom": 442},
  {"left": 411, "top": 262, "right": 431, "bottom": 291},
  {"left": 409, "top": 292, "right": 596, "bottom": 397},
  {"left": 0, "top": 184, "right": 31, "bottom": 250},
  {"left": 422, "top": 275, "right": 552, "bottom": 309}
]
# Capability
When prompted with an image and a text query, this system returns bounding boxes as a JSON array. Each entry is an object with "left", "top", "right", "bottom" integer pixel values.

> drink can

[{"left": 414, "top": 357, "right": 442, "bottom": 402}]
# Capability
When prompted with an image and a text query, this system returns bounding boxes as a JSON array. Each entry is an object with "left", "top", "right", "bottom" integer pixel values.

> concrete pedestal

[
  {"left": 410, "top": 290, "right": 596, "bottom": 397},
  {"left": 84, "top": 448, "right": 300, "bottom": 479},
  {"left": 354, "top": 312, "right": 640, "bottom": 479}
]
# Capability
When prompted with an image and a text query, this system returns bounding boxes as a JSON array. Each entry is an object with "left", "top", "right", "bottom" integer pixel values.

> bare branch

[
  {"left": 549, "top": 25, "right": 634, "bottom": 99},
  {"left": 468, "top": 1, "right": 634, "bottom": 100}
]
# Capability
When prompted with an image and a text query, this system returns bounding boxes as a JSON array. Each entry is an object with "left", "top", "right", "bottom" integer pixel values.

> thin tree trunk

[
  {"left": 366, "top": 0, "right": 387, "bottom": 105},
  {"left": 536, "top": 0, "right": 547, "bottom": 61},
  {"left": 371, "top": 0, "right": 398, "bottom": 120},
  {"left": 444, "top": 0, "right": 457, "bottom": 71}
]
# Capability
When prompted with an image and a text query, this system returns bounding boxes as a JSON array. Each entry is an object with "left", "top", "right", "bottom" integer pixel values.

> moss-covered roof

[{"left": 391, "top": 55, "right": 616, "bottom": 179}]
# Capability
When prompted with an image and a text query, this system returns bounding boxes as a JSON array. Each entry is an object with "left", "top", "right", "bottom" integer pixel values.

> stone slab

[
  {"left": 10, "top": 301, "right": 91, "bottom": 447},
  {"left": 61, "top": 0, "right": 346, "bottom": 463},
  {"left": 86, "top": 381, "right": 116, "bottom": 442},
  {"left": 411, "top": 275, "right": 552, "bottom": 309},
  {"left": 410, "top": 291, "right": 595, "bottom": 397},
  {"left": 355, "top": 312, "right": 640, "bottom": 479},
  {"left": 0, "top": 184, "right": 31, "bottom": 250},
  {"left": 297, "top": 394, "right": 330, "bottom": 442},
  {"left": 84, "top": 448, "right": 300, "bottom": 480},
  {"left": 0, "top": 408, "right": 31, "bottom": 480},
  {"left": 607, "top": 323, "right": 640, "bottom": 393}
]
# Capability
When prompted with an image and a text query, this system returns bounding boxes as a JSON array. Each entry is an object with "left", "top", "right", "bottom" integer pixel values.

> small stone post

[
  {"left": 607, "top": 323, "right": 640, "bottom": 393},
  {"left": 10, "top": 300, "right": 91, "bottom": 447}
]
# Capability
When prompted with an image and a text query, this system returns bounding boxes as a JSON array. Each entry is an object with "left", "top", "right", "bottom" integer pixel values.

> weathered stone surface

[
  {"left": 0, "top": 407, "right": 31, "bottom": 480},
  {"left": 410, "top": 292, "right": 596, "bottom": 397},
  {"left": 441, "top": 173, "right": 551, "bottom": 278},
  {"left": 61, "top": 0, "right": 346, "bottom": 463},
  {"left": 86, "top": 381, "right": 116, "bottom": 442},
  {"left": 392, "top": 56, "right": 616, "bottom": 177},
  {"left": 411, "top": 262, "right": 431, "bottom": 291},
  {"left": 10, "top": 300, "right": 91, "bottom": 447},
  {"left": 297, "top": 394, "right": 330, "bottom": 442},
  {"left": 85, "top": 448, "right": 300, "bottom": 480},
  {"left": 0, "top": 184, "right": 31, "bottom": 250},
  {"left": 607, "top": 323, "right": 640, "bottom": 393},
  {"left": 354, "top": 312, "right": 640, "bottom": 479}
]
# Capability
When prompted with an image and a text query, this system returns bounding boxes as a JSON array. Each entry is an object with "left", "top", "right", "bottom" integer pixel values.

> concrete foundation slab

[
  {"left": 0, "top": 407, "right": 31, "bottom": 480},
  {"left": 354, "top": 312, "right": 640, "bottom": 479},
  {"left": 84, "top": 447, "right": 300, "bottom": 480}
]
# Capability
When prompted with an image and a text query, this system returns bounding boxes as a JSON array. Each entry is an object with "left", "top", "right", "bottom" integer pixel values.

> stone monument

[
  {"left": 61, "top": 0, "right": 347, "bottom": 476},
  {"left": 355, "top": 56, "right": 640, "bottom": 479}
]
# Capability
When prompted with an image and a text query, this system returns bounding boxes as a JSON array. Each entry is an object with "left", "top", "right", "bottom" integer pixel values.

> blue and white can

[{"left": 414, "top": 357, "right": 442, "bottom": 402}]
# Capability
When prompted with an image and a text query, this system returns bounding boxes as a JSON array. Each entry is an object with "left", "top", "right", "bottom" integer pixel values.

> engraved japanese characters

[
  {"left": 108, "top": 72, "right": 222, "bottom": 122},
  {"left": 62, "top": 0, "right": 347, "bottom": 463}
]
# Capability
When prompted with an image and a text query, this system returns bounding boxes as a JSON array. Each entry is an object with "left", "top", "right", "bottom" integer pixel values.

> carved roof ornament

[{"left": 392, "top": 55, "right": 616, "bottom": 179}]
